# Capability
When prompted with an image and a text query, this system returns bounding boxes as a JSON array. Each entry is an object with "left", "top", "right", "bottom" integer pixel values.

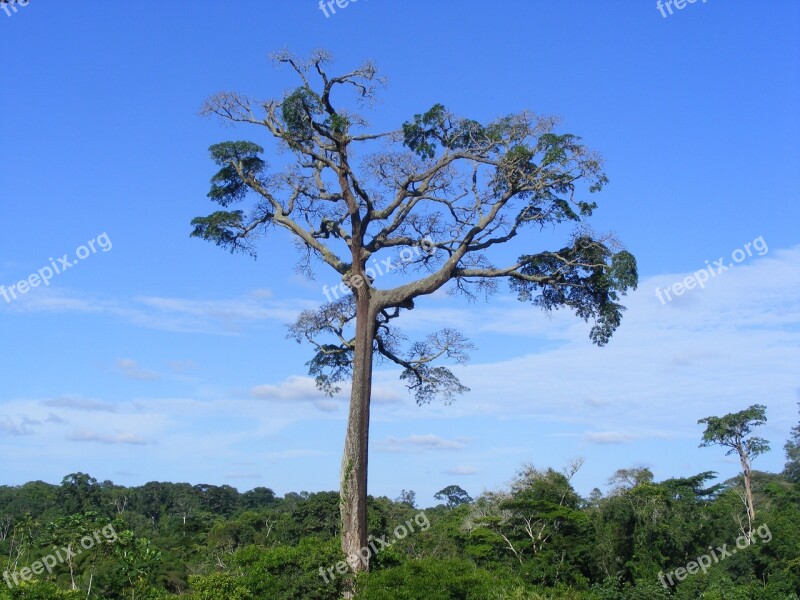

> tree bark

[
  {"left": 340, "top": 291, "right": 377, "bottom": 583},
  {"left": 738, "top": 446, "right": 756, "bottom": 541}
]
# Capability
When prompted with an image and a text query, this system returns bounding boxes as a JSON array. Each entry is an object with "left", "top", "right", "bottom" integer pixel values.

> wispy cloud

[
  {"left": 445, "top": 465, "right": 477, "bottom": 475},
  {"left": 251, "top": 375, "right": 404, "bottom": 412},
  {"left": 224, "top": 472, "right": 262, "bottom": 479},
  {"left": 584, "top": 431, "right": 639, "bottom": 445},
  {"left": 168, "top": 360, "right": 198, "bottom": 373},
  {"left": 42, "top": 396, "right": 118, "bottom": 413},
  {"left": 115, "top": 358, "right": 160, "bottom": 381},
  {"left": 66, "top": 430, "right": 148, "bottom": 445},
  {"left": 0, "top": 417, "right": 34, "bottom": 436},
  {"left": 44, "top": 412, "right": 66, "bottom": 424},
  {"left": 374, "top": 434, "right": 467, "bottom": 453},
  {"left": 264, "top": 449, "right": 327, "bottom": 460},
  {"left": 1, "top": 289, "right": 312, "bottom": 335},
  {"left": 378, "top": 246, "right": 800, "bottom": 436}
]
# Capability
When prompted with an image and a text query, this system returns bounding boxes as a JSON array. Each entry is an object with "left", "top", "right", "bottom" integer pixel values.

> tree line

[{"left": 0, "top": 403, "right": 798, "bottom": 599}]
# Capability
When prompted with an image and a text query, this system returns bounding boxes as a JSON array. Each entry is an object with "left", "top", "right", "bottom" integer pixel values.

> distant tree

[
  {"left": 585, "top": 487, "right": 603, "bottom": 509},
  {"left": 171, "top": 483, "right": 200, "bottom": 530},
  {"left": 105, "top": 484, "right": 130, "bottom": 515},
  {"left": 395, "top": 490, "right": 416, "bottom": 508},
  {"left": 0, "top": 481, "right": 57, "bottom": 520},
  {"left": 58, "top": 473, "right": 101, "bottom": 515},
  {"left": 699, "top": 404, "right": 770, "bottom": 541},
  {"left": 192, "top": 484, "right": 239, "bottom": 516},
  {"left": 466, "top": 462, "right": 585, "bottom": 573},
  {"left": 784, "top": 401, "right": 800, "bottom": 484},
  {"left": 289, "top": 492, "right": 340, "bottom": 539},
  {"left": 607, "top": 467, "right": 654, "bottom": 493},
  {"left": 192, "top": 50, "right": 638, "bottom": 571},
  {"left": 241, "top": 487, "right": 276, "bottom": 509},
  {"left": 135, "top": 481, "right": 170, "bottom": 526},
  {"left": 434, "top": 485, "right": 473, "bottom": 508}
]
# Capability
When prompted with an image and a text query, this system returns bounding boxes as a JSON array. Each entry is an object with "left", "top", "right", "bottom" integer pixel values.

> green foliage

[
  {"left": 281, "top": 87, "right": 323, "bottom": 145},
  {"left": 435, "top": 485, "right": 473, "bottom": 509},
  {"left": 207, "top": 141, "right": 266, "bottom": 206},
  {"left": 1, "top": 581, "right": 82, "bottom": 600},
  {"left": 231, "top": 537, "right": 345, "bottom": 599},
  {"left": 401, "top": 103, "right": 449, "bottom": 159},
  {"left": 699, "top": 404, "right": 770, "bottom": 459},
  {"left": 189, "top": 210, "right": 249, "bottom": 254},
  {"left": 511, "top": 237, "right": 638, "bottom": 346},
  {"left": 1, "top": 465, "right": 798, "bottom": 598},
  {"left": 188, "top": 573, "right": 253, "bottom": 600},
  {"left": 356, "top": 558, "right": 505, "bottom": 599}
]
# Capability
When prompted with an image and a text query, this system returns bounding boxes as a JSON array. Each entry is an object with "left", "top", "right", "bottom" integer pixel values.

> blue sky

[{"left": 0, "top": 1, "right": 798, "bottom": 505}]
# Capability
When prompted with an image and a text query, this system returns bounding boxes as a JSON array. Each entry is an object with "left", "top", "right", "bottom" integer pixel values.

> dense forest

[{"left": 1, "top": 406, "right": 798, "bottom": 599}]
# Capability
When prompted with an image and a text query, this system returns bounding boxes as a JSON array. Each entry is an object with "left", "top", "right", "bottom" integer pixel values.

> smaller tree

[
  {"left": 395, "top": 490, "right": 416, "bottom": 508},
  {"left": 466, "top": 462, "right": 584, "bottom": 570},
  {"left": 784, "top": 401, "right": 800, "bottom": 484},
  {"left": 698, "top": 404, "right": 770, "bottom": 542},
  {"left": 607, "top": 467, "right": 654, "bottom": 493},
  {"left": 434, "top": 485, "right": 473, "bottom": 509},
  {"left": 58, "top": 473, "right": 101, "bottom": 515}
]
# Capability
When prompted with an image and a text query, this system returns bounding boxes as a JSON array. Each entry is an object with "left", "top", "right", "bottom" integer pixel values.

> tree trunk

[
  {"left": 340, "top": 292, "right": 377, "bottom": 582},
  {"left": 739, "top": 449, "right": 756, "bottom": 541}
]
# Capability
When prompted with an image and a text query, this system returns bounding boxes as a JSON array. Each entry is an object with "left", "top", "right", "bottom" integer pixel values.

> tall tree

[
  {"left": 434, "top": 485, "right": 473, "bottom": 508},
  {"left": 192, "top": 50, "right": 638, "bottom": 573},
  {"left": 698, "top": 404, "right": 770, "bottom": 541},
  {"left": 784, "top": 401, "right": 800, "bottom": 483}
]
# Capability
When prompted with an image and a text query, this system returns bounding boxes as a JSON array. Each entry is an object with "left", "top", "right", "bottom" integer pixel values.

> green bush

[
  {"left": 356, "top": 558, "right": 508, "bottom": 599},
  {"left": 1, "top": 581, "right": 81, "bottom": 600},
  {"left": 188, "top": 573, "right": 253, "bottom": 600}
]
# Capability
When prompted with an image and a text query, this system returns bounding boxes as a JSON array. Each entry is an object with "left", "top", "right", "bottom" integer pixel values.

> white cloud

[
  {"left": 372, "top": 246, "right": 800, "bottom": 436},
  {"left": 115, "top": 358, "right": 160, "bottom": 381},
  {"left": 168, "top": 360, "right": 198, "bottom": 372},
  {"left": 251, "top": 375, "right": 325, "bottom": 401},
  {"left": 1, "top": 244, "right": 797, "bottom": 494},
  {"left": 66, "top": 430, "right": 149, "bottom": 445},
  {"left": 42, "top": 396, "right": 118, "bottom": 413},
  {"left": 1, "top": 289, "right": 312, "bottom": 334},
  {"left": 0, "top": 417, "right": 33, "bottom": 436},
  {"left": 251, "top": 375, "right": 404, "bottom": 412},
  {"left": 584, "top": 431, "right": 638, "bottom": 445},
  {"left": 445, "top": 465, "right": 478, "bottom": 475},
  {"left": 374, "top": 434, "right": 467, "bottom": 453}
]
